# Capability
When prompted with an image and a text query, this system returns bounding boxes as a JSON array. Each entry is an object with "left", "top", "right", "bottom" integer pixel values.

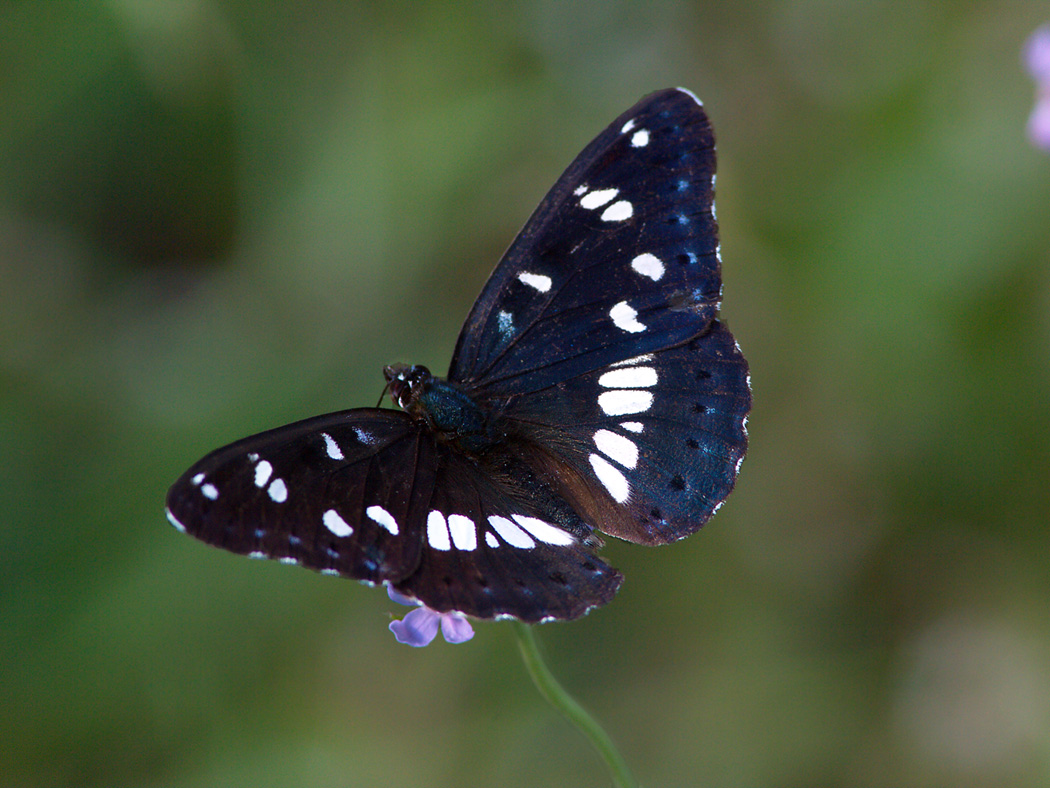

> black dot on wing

[
  {"left": 650, "top": 507, "right": 662, "bottom": 520},
  {"left": 696, "top": 368, "right": 711, "bottom": 380},
  {"left": 693, "top": 403, "right": 708, "bottom": 414},
  {"left": 670, "top": 474, "right": 686, "bottom": 491},
  {"left": 549, "top": 571, "right": 568, "bottom": 586},
  {"left": 686, "top": 438, "right": 699, "bottom": 449}
]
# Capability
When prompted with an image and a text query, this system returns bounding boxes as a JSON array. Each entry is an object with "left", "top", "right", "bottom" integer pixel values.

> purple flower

[
  {"left": 1024, "top": 24, "right": 1050, "bottom": 151},
  {"left": 387, "top": 586, "right": 474, "bottom": 647}
]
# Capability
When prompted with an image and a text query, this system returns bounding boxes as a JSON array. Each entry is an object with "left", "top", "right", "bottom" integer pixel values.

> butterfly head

[{"left": 383, "top": 364, "right": 433, "bottom": 409}]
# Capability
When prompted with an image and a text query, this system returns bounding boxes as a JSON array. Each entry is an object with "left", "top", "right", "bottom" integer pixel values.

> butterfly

[{"left": 166, "top": 88, "right": 751, "bottom": 624}]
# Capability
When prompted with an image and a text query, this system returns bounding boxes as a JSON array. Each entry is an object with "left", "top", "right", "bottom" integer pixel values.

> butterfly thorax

[{"left": 384, "top": 364, "right": 497, "bottom": 454}]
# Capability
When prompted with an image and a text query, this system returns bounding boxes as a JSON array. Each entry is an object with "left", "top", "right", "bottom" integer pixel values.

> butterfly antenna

[{"left": 377, "top": 379, "right": 392, "bottom": 408}]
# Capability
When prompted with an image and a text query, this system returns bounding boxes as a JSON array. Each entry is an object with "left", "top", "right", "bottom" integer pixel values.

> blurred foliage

[{"left": 2, "top": 2, "right": 1049, "bottom": 787}]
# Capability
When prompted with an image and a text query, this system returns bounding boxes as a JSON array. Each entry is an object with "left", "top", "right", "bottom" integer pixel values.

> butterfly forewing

[
  {"left": 165, "top": 411, "right": 435, "bottom": 586},
  {"left": 167, "top": 408, "right": 623, "bottom": 622},
  {"left": 449, "top": 88, "right": 722, "bottom": 396}
]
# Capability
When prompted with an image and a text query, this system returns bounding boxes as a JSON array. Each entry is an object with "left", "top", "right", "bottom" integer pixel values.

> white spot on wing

[
  {"left": 485, "top": 531, "right": 500, "bottom": 548},
  {"left": 353, "top": 427, "right": 376, "bottom": 445},
  {"left": 201, "top": 483, "right": 219, "bottom": 500},
  {"left": 322, "top": 432, "right": 343, "bottom": 460},
  {"left": 267, "top": 478, "right": 288, "bottom": 503},
  {"left": 323, "top": 509, "right": 353, "bottom": 537},
  {"left": 593, "top": 429, "right": 639, "bottom": 468},
  {"left": 573, "top": 184, "right": 588, "bottom": 196},
  {"left": 512, "top": 515, "right": 575, "bottom": 546},
  {"left": 166, "top": 508, "right": 187, "bottom": 533},
  {"left": 248, "top": 551, "right": 266, "bottom": 559},
  {"left": 610, "top": 353, "right": 654, "bottom": 368},
  {"left": 366, "top": 505, "right": 399, "bottom": 535},
  {"left": 254, "top": 460, "right": 273, "bottom": 488},
  {"left": 447, "top": 514, "right": 477, "bottom": 551},
  {"left": 609, "top": 301, "right": 646, "bottom": 333},
  {"left": 621, "top": 118, "right": 637, "bottom": 133},
  {"left": 598, "top": 389, "right": 653, "bottom": 416},
  {"left": 631, "top": 253, "right": 665, "bottom": 281},
  {"left": 427, "top": 510, "right": 451, "bottom": 551},
  {"left": 620, "top": 421, "right": 644, "bottom": 433},
  {"left": 192, "top": 473, "right": 205, "bottom": 485},
  {"left": 630, "top": 129, "right": 650, "bottom": 147},
  {"left": 278, "top": 556, "right": 298, "bottom": 565},
  {"left": 589, "top": 454, "right": 631, "bottom": 503},
  {"left": 579, "top": 188, "right": 619, "bottom": 209},
  {"left": 487, "top": 515, "right": 535, "bottom": 549},
  {"left": 600, "top": 200, "right": 633, "bottom": 222},
  {"left": 598, "top": 366, "right": 658, "bottom": 388},
  {"left": 518, "top": 272, "right": 552, "bottom": 292}
]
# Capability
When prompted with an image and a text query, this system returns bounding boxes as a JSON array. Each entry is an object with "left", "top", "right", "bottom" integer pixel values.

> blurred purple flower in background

[
  {"left": 387, "top": 586, "right": 475, "bottom": 647},
  {"left": 1024, "top": 24, "right": 1050, "bottom": 151}
]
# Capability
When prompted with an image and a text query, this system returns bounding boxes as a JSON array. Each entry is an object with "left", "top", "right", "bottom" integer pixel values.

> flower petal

[
  {"left": 1024, "top": 24, "right": 1050, "bottom": 81},
  {"left": 387, "top": 585, "right": 419, "bottom": 608},
  {"left": 1028, "top": 93, "right": 1050, "bottom": 151},
  {"left": 1025, "top": 25, "right": 1050, "bottom": 152},
  {"left": 389, "top": 607, "right": 440, "bottom": 647},
  {"left": 440, "top": 614, "right": 475, "bottom": 644}
]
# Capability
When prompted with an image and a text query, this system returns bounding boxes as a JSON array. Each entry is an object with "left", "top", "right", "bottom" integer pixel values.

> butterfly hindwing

[
  {"left": 391, "top": 447, "right": 623, "bottom": 622},
  {"left": 498, "top": 320, "right": 749, "bottom": 545},
  {"left": 449, "top": 88, "right": 721, "bottom": 396}
]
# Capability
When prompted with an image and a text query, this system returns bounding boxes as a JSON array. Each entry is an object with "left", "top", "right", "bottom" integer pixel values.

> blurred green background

[{"left": 3, "top": 2, "right": 1049, "bottom": 787}]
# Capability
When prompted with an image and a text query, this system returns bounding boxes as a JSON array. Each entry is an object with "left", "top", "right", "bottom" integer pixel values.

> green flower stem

[{"left": 513, "top": 622, "right": 638, "bottom": 788}]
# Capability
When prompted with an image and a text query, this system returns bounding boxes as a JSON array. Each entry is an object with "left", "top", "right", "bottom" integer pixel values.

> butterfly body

[
  {"left": 167, "top": 88, "right": 751, "bottom": 623},
  {"left": 385, "top": 364, "right": 499, "bottom": 455}
]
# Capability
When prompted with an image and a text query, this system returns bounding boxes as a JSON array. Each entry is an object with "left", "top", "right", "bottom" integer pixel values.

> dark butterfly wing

[
  {"left": 165, "top": 410, "right": 432, "bottom": 585},
  {"left": 449, "top": 88, "right": 722, "bottom": 396},
  {"left": 497, "top": 321, "right": 749, "bottom": 545},
  {"left": 448, "top": 88, "right": 750, "bottom": 545},
  {"left": 393, "top": 449, "right": 622, "bottom": 622},
  {"left": 166, "top": 409, "right": 621, "bottom": 621}
]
